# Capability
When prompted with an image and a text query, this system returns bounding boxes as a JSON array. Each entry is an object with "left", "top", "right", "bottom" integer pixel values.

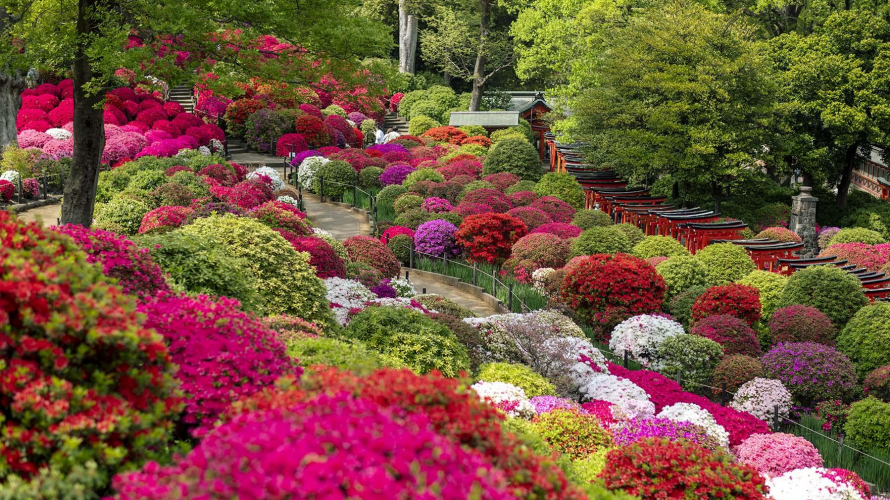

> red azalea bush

[
  {"left": 210, "top": 180, "right": 273, "bottom": 209},
  {"left": 691, "top": 315, "right": 761, "bottom": 357},
  {"left": 324, "top": 114, "right": 356, "bottom": 146},
  {"left": 224, "top": 98, "right": 269, "bottom": 134},
  {"left": 864, "top": 365, "right": 890, "bottom": 401},
  {"left": 439, "top": 159, "right": 483, "bottom": 180},
  {"left": 422, "top": 126, "right": 468, "bottom": 145},
  {"left": 456, "top": 213, "right": 528, "bottom": 264},
  {"left": 531, "top": 222, "right": 583, "bottom": 239},
  {"left": 692, "top": 284, "right": 762, "bottom": 326},
  {"left": 768, "top": 305, "right": 837, "bottom": 345},
  {"left": 559, "top": 253, "right": 665, "bottom": 328},
  {"left": 381, "top": 225, "right": 415, "bottom": 243},
  {"left": 138, "top": 206, "right": 194, "bottom": 235},
  {"left": 199, "top": 163, "right": 237, "bottom": 186},
  {"left": 506, "top": 206, "right": 553, "bottom": 230},
  {"left": 598, "top": 438, "right": 767, "bottom": 500},
  {"left": 55, "top": 224, "right": 170, "bottom": 299},
  {"left": 277, "top": 232, "right": 346, "bottom": 279},
  {"left": 508, "top": 190, "right": 540, "bottom": 207},
  {"left": 344, "top": 235, "right": 401, "bottom": 278},
  {"left": 138, "top": 293, "right": 296, "bottom": 437},
  {"left": 0, "top": 179, "right": 13, "bottom": 202},
  {"left": 461, "top": 188, "right": 513, "bottom": 213},
  {"left": 1, "top": 212, "right": 180, "bottom": 481},
  {"left": 711, "top": 355, "right": 764, "bottom": 396},
  {"left": 463, "top": 135, "right": 493, "bottom": 148},
  {"left": 275, "top": 133, "right": 308, "bottom": 156},
  {"left": 248, "top": 201, "right": 312, "bottom": 235},
  {"left": 295, "top": 114, "right": 330, "bottom": 148},
  {"left": 484, "top": 172, "right": 521, "bottom": 191},
  {"left": 755, "top": 227, "right": 802, "bottom": 243},
  {"left": 530, "top": 196, "right": 576, "bottom": 224}
]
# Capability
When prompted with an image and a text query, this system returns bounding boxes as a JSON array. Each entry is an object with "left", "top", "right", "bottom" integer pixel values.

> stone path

[
  {"left": 14, "top": 203, "right": 60, "bottom": 226},
  {"left": 398, "top": 268, "right": 499, "bottom": 317}
]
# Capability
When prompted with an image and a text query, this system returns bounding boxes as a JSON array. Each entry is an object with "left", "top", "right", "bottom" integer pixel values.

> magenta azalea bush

[
  {"left": 760, "top": 342, "right": 858, "bottom": 406},
  {"left": 138, "top": 206, "right": 194, "bottom": 234},
  {"left": 768, "top": 305, "right": 837, "bottom": 346},
  {"left": 138, "top": 293, "right": 296, "bottom": 436},
  {"left": 612, "top": 417, "right": 721, "bottom": 451},
  {"left": 414, "top": 219, "right": 461, "bottom": 258},
  {"left": 421, "top": 196, "right": 454, "bottom": 213},
  {"left": 735, "top": 432, "right": 822, "bottom": 478},
  {"left": 379, "top": 164, "right": 415, "bottom": 186},
  {"left": 506, "top": 206, "right": 553, "bottom": 230},
  {"left": 531, "top": 222, "right": 582, "bottom": 239}
]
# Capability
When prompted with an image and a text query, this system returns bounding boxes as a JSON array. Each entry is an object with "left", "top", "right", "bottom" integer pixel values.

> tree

[
  {"left": 0, "top": 7, "right": 23, "bottom": 148},
  {"left": 763, "top": 8, "right": 890, "bottom": 207},
  {"left": 421, "top": 1, "right": 516, "bottom": 110},
  {"left": 0, "top": 0, "right": 389, "bottom": 225},
  {"left": 562, "top": 1, "right": 780, "bottom": 211}
]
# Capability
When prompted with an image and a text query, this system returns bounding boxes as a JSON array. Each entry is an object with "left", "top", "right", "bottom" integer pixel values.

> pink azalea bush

[
  {"left": 531, "top": 222, "right": 583, "bottom": 239},
  {"left": 138, "top": 206, "right": 194, "bottom": 234},
  {"left": 735, "top": 433, "right": 822, "bottom": 478}
]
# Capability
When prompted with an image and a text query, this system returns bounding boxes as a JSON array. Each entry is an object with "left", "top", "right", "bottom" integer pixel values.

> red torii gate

[
  {"left": 680, "top": 221, "right": 748, "bottom": 254},
  {"left": 653, "top": 210, "right": 721, "bottom": 240}
]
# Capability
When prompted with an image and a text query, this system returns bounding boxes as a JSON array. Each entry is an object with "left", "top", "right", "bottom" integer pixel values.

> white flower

[
  {"left": 609, "top": 314, "right": 685, "bottom": 369},
  {"left": 657, "top": 402, "right": 730, "bottom": 449},
  {"left": 731, "top": 377, "right": 792, "bottom": 422},
  {"left": 277, "top": 195, "right": 301, "bottom": 208},
  {"left": 0, "top": 170, "right": 21, "bottom": 192},
  {"left": 175, "top": 148, "right": 193, "bottom": 157},
  {"left": 580, "top": 372, "right": 654, "bottom": 419},
  {"left": 388, "top": 278, "right": 416, "bottom": 298},
  {"left": 298, "top": 155, "right": 329, "bottom": 191},
  {"left": 209, "top": 138, "right": 224, "bottom": 152},
  {"left": 531, "top": 267, "right": 556, "bottom": 297},
  {"left": 197, "top": 146, "right": 211, "bottom": 156},
  {"left": 364, "top": 298, "right": 431, "bottom": 313},
  {"left": 543, "top": 336, "right": 610, "bottom": 393},
  {"left": 312, "top": 227, "right": 333, "bottom": 238},
  {"left": 323, "top": 277, "right": 376, "bottom": 325},
  {"left": 346, "top": 119, "right": 356, "bottom": 127},
  {"left": 471, "top": 381, "right": 536, "bottom": 419},
  {"left": 45, "top": 128, "right": 72, "bottom": 140},
  {"left": 766, "top": 468, "right": 866, "bottom": 500},
  {"left": 464, "top": 310, "right": 586, "bottom": 364},
  {"left": 247, "top": 166, "right": 284, "bottom": 191}
]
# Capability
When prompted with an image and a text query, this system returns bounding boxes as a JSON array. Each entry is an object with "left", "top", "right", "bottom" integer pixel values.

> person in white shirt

[
  {"left": 382, "top": 128, "right": 401, "bottom": 144},
  {"left": 374, "top": 123, "right": 385, "bottom": 145}
]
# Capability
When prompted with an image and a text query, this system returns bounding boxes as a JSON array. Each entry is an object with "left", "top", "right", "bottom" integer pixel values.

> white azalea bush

[
  {"left": 45, "top": 128, "right": 72, "bottom": 140},
  {"left": 471, "top": 381, "right": 536, "bottom": 419},
  {"left": 298, "top": 155, "right": 329, "bottom": 191},
  {"left": 323, "top": 277, "right": 376, "bottom": 325},
  {"left": 464, "top": 309, "right": 586, "bottom": 364},
  {"left": 277, "top": 195, "right": 300, "bottom": 209},
  {"left": 609, "top": 314, "right": 685, "bottom": 369},
  {"left": 531, "top": 267, "right": 557, "bottom": 297},
  {"left": 766, "top": 467, "right": 869, "bottom": 500},
  {"left": 731, "top": 377, "right": 792, "bottom": 422},
  {"left": 389, "top": 277, "right": 416, "bottom": 298},
  {"left": 657, "top": 402, "right": 730, "bottom": 449},
  {"left": 580, "top": 372, "right": 655, "bottom": 419},
  {"left": 247, "top": 166, "right": 284, "bottom": 191}
]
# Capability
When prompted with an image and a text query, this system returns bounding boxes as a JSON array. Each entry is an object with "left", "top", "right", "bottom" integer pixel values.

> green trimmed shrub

[
  {"left": 393, "top": 194, "right": 424, "bottom": 214},
  {"left": 614, "top": 223, "right": 645, "bottom": 247},
  {"left": 342, "top": 306, "right": 470, "bottom": 377},
  {"left": 283, "top": 336, "right": 407, "bottom": 375},
  {"left": 828, "top": 227, "right": 886, "bottom": 246},
  {"left": 669, "top": 285, "right": 710, "bottom": 329},
  {"left": 458, "top": 181, "right": 497, "bottom": 201},
  {"left": 656, "top": 256, "right": 710, "bottom": 300},
  {"left": 377, "top": 184, "right": 408, "bottom": 211},
  {"left": 570, "top": 226, "right": 631, "bottom": 257},
  {"left": 477, "top": 362, "right": 556, "bottom": 397},
  {"left": 490, "top": 128, "right": 528, "bottom": 144},
  {"left": 359, "top": 166, "right": 384, "bottom": 189},
  {"left": 505, "top": 180, "right": 538, "bottom": 195},
  {"left": 408, "top": 115, "right": 441, "bottom": 136},
  {"left": 96, "top": 168, "right": 132, "bottom": 203},
  {"left": 322, "top": 104, "right": 347, "bottom": 117},
  {"left": 530, "top": 409, "right": 613, "bottom": 460},
  {"left": 394, "top": 208, "right": 431, "bottom": 229},
  {"left": 482, "top": 138, "right": 542, "bottom": 181},
  {"left": 317, "top": 232, "right": 348, "bottom": 260},
  {"left": 458, "top": 125, "right": 488, "bottom": 137},
  {"left": 182, "top": 215, "right": 335, "bottom": 328},
  {"left": 428, "top": 312, "right": 487, "bottom": 372},
  {"left": 534, "top": 173, "right": 585, "bottom": 209},
  {"left": 412, "top": 293, "right": 477, "bottom": 318},
  {"left": 403, "top": 168, "right": 445, "bottom": 188},
  {"left": 632, "top": 236, "right": 691, "bottom": 259},
  {"left": 129, "top": 169, "right": 168, "bottom": 192},
  {"left": 694, "top": 243, "right": 756, "bottom": 286},
  {"left": 93, "top": 195, "right": 152, "bottom": 236},
  {"left": 387, "top": 234, "right": 413, "bottom": 264},
  {"left": 137, "top": 231, "right": 263, "bottom": 312},
  {"left": 657, "top": 334, "right": 725, "bottom": 393},
  {"left": 572, "top": 209, "right": 613, "bottom": 230},
  {"left": 170, "top": 170, "right": 211, "bottom": 198},
  {"left": 838, "top": 302, "right": 890, "bottom": 377},
  {"left": 737, "top": 270, "right": 787, "bottom": 320},
  {"left": 312, "top": 160, "right": 356, "bottom": 198},
  {"left": 777, "top": 265, "right": 868, "bottom": 328},
  {"left": 844, "top": 397, "right": 890, "bottom": 454}
]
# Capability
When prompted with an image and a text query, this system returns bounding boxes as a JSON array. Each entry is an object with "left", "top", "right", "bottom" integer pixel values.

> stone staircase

[
  {"left": 383, "top": 112, "right": 409, "bottom": 135},
  {"left": 168, "top": 84, "right": 194, "bottom": 113}
]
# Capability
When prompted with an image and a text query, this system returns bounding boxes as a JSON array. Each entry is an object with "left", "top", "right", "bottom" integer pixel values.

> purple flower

[
  {"left": 291, "top": 150, "right": 321, "bottom": 166},
  {"left": 371, "top": 280, "right": 398, "bottom": 298},
  {"left": 379, "top": 164, "right": 415, "bottom": 186},
  {"left": 414, "top": 219, "right": 460, "bottom": 258},
  {"left": 529, "top": 396, "right": 580, "bottom": 414},
  {"left": 612, "top": 417, "right": 721, "bottom": 450}
]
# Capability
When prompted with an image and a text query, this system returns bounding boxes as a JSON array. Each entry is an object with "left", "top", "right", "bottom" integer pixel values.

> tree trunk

[
  {"left": 836, "top": 143, "right": 859, "bottom": 209},
  {"left": 443, "top": 71, "right": 451, "bottom": 85},
  {"left": 0, "top": 72, "right": 23, "bottom": 149},
  {"left": 398, "top": 1, "right": 418, "bottom": 74},
  {"left": 711, "top": 180, "right": 722, "bottom": 213},
  {"left": 671, "top": 181, "right": 679, "bottom": 199},
  {"left": 468, "top": 0, "right": 491, "bottom": 112},
  {"left": 61, "top": 0, "right": 107, "bottom": 226}
]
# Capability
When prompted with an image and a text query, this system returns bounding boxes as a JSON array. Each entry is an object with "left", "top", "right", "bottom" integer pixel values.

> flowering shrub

[
  {"left": 694, "top": 243, "right": 756, "bottom": 285},
  {"left": 828, "top": 227, "right": 886, "bottom": 245},
  {"left": 612, "top": 417, "right": 720, "bottom": 451},
  {"left": 0, "top": 179, "right": 13, "bottom": 201},
  {"left": 735, "top": 433, "right": 822, "bottom": 478},
  {"left": 439, "top": 159, "right": 483, "bottom": 179},
  {"left": 691, "top": 314, "right": 761, "bottom": 356},
  {"left": 711, "top": 355, "right": 763, "bottom": 395},
  {"left": 413, "top": 219, "right": 460, "bottom": 258},
  {"left": 324, "top": 277, "right": 377, "bottom": 325},
  {"left": 224, "top": 97, "right": 269, "bottom": 136},
  {"left": 110, "top": 393, "right": 515, "bottom": 500},
  {"left": 506, "top": 206, "right": 552, "bottom": 231},
  {"left": 139, "top": 294, "right": 295, "bottom": 436},
  {"left": 818, "top": 227, "right": 841, "bottom": 249},
  {"left": 508, "top": 189, "right": 540, "bottom": 207},
  {"left": 294, "top": 114, "right": 329, "bottom": 148},
  {"left": 138, "top": 206, "right": 193, "bottom": 234},
  {"left": 560, "top": 253, "right": 666, "bottom": 329},
  {"left": 0, "top": 212, "right": 180, "bottom": 488},
  {"left": 657, "top": 334, "right": 725, "bottom": 391},
  {"left": 761, "top": 342, "right": 858, "bottom": 406},
  {"left": 278, "top": 233, "right": 346, "bottom": 279},
  {"left": 778, "top": 265, "right": 868, "bottom": 328},
  {"left": 248, "top": 200, "right": 311, "bottom": 235},
  {"left": 55, "top": 224, "right": 169, "bottom": 298},
  {"left": 815, "top": 400, "right": 850, "bottom": 434},
  {"left": 471, "top": 381, "right": 537, "bottom": 418},
  {"left": 379, "top": 163, "right": 416, "bottom": 186},
  {"left": 530, "top": 196, "right": 576, "bottom": 224},
  {"left": 820, "top": 242, "right": 889, "bottom": 271},
  {"left": 864, "top": 364, "right": 890, "bottom": 401},
  {"left": 344, "top": 235, "right": 401, "bottom": 278},
  {"left": 692, "top": 284, "right": 761, "bottom": 326},
  {"left": 531, "top": 409, "right": 613, "bottom": 458},
  {"left": 510, "top": 233, "right": 571, "bottom": 271},
  {"left": 199, "top": 163, "right": 237, "bottom": 186},
  {"left": 609, "top": 314, "right": 685, "bottom": 368},
  {"left": 461, "top": 188, "right": 513, "bottom": 213},
  {"left": 731, "top": 377, "right": 792, "bottom": 421},
  {"left": 599, "top": 438, "right": 766, "bottom": 500},
  {"left": 422, "top": 125, "right": 468, "bottom": 144},
  {"left": 381, "top": 225, "right": 415, "bottom": 243},
  {"left": 477, "top": 362, "right": 556, "bottom": 397},
  {"left": 766, "top": 467, "right": 869, "bottom": 500},
  {"left": 296, "top": 155, "right": 328, "bottom": 191},
  {"left": 421, "top": 196, "right": 453, "bottom": 213},
  {"left": 456, "top": 213, "right": 528, "bottom": 264},
  {"left": 737, "top": 270, "right": 788, "bottom": 320},
  {"left": 657, "top": 402, "right": 730, "bottom": 449},
  {"left": 275, "top": 133, "right": 308, "bottom": 157},
  {"left": 579, "top": 372, "right": 655, "bottom": 419},
  {"left": 531, "top": 222, "right": 582, "bottom": 239},
  {"left": 755, "top": 226, "right": 803, "bottom": 243},
  {"left": 632, "top": 235, "right": 691, "bottom": 259},
  {"left": 529, "top": 395, "right": 581, "bottom": 414}
]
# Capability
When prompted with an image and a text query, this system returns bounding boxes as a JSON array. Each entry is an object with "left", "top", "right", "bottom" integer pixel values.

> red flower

[
  {"left": 692, "top": 284, "right": 761, "bottom": 325},
  {"left": 456, "top": 213, "right": 528, "bottom": 264}
]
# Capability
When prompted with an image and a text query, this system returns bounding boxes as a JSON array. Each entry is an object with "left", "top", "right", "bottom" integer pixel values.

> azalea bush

[
  {"left": 344, "top": 235, "right": 401, "bottom": 278},
  {"left": 737, "top": 270, "right": 787, "bottom": 320},
  {"left": 735, "top": 433, "right": 822, "bottom": 478},
  {"left": 611, "top": 417, "right": 720, "bottom": 451},
  {"left": 711, "top": 355, "right": 764, "bottom": 396},
  {"left": 761, "top": 342, "right": 858, "bottom": 406},
  {"left": 844, "top": 397, "right": 890, "bottom": 454},
  {"left": 482, "top": 137, "right": 542, "bottom": 181},
  {"left": 461, "top": 188, "right": 513, "bottom": 213},
  {"left": 93, "top": 195, "right": 152, "bottom": 235},
  {"left": 820, "top": 242, "right": 890, "bottom": 272},
  {"left": 838, "top": 302, "right": 890, "bottom": 377},
  {"left": 632, "top": 235, "right": 691, "bottom": 259},
  {"left": 609, "top": 314, "right": 685, "bottom": 369},
  {"left": 656, "top": 402, "right": 730, "bottom": 449},
  {"left": 456, "top": 213, "right": 528, "bottom": 264},
  {"left": 656, "top": 256, "right": 711, "bottom": 300},
  {"left": 572, "top": 209, "right": 612, "bottom": 230},
  {"left": 413, "top": 219, "right": 460, "bottom": 258},
  {"left": 657, "top": 334, "right": 725, "bottom": 392},
  {"left": 530, "top": 409, "right": 613, "bottom": 459},
  {"left": 138, "top": 206, "right": 194, "bottom": 234},
  {"left": 571, "top": 226, "right": 632, "bottom": 256},
  {"left": 477, "top": 362, "right": 556, "bottom": 397},
  {"left": 534, "top": 172, "right": 585, "bottom": 209},
  {"left": 755, "top": 226, "right": 802, "bottom": 243},
  {"left": 766, "top": 467, "right": 871, "bottom": 500},
  {"left": 827, "top": 227, "right": 885, "bottom": 245},
  {"left": 691, "top": 314, "right": 761, "bottom": 357},
  {"left": 730, "top": 377, "right": 792, "bottom": 421},
  {"left": 692, "top": 284, "right": 761, "bottom": 326},
  {"left": 777, "top": 265, "right": 867, "bottom": 328},
  {"left": 694, "top": 243, "right": 756, "bottom": 286},
  {"left": 530, "top": 196, "right": 576, "bottom": 224},
  {"left": 278, "top": 233, "right": 346, "bottom": 279},
  {"left": 531, "top": 222, "right": 583, "bottom": 239},
  {"left": 864, "top": 365, "right": 890, "bottom": 401}
]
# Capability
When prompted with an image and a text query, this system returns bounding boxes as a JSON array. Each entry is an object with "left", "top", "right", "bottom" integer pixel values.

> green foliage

[
  {"left": 482, "top": 138, "right": 543, "bottom": 181},
  {"left": 181, "top": 215, "right": 335, "bottom": 328},
  {"left": 828, "top": 227, "right": 886, "bottom": 246},
  {"left": 137, "top": 230, "right": 263, "bottom": 312},
  {"left": 129, "top": 169, "right": 168, "bottom": 192},
  {"left": 633, "top": 236, "right": 690, "bottom": 259},
  {"left": 534, "top": 173, "right": 585, "bottom": 209},
  {"left": 316, "top": 232, "right": 348, "bottom": 261},
  {"left": 399, "top": 85, "right": 459, "bottom": 122},
  {"left": 657, "top": 334, "right": 724, "bottom": 393},
  {"left": 313, "top": 160, "right": 356, "bottom": 198},
  {"left": 778, "top": 265, "right": 868, "bottom": 328},
  {"left": 342, "top": 306, "right": 470, "bottom": 377},
  {"left": 403, "top": 168, "right": 445, "bottom": 188},
  {"left": 844, "top": 397, "right": 890, "bottom": 455},
  {"left": 459, "top": 125, "right": 488, "bottom": 137},
  {"left": 0, "top": 145, "right": 40, "bottom": 178},
  {"left": 571, "top": 226, "right": 631, "bottom": 257},
  {"left": 491, "top": 128, "right": 529, "bottom": 144},
  {"left": 377, "top": 184, "right": 408, "bottom": 211},
  {"left": 838, "top": 303, "right": 890, "bottom": 378},
  {"left": 505, "top": 180, "right": 538, "bottom": 195},
  {"left": 393, "top": 194, "right": 424, "bottom": 214},
  {"left": 93, "top": 195, "right": 151, "bottom": 236},
  {"left": 283, "top": 336, "right": 407, "bottom": 375},
  {"left": 477, "top": 362, "right": 556, "bottom": 397},
  {"left": 656, "top": 256, "right": 710, "bottom": 300},
  {"left": 736, "top": 270, "right": 787, "bottom": 320},
  {"left": 96, "top": 168, "right": 133, "bottom": 204},
  {"left": 458, "top": 181, "right": 497, "bottom": 200},
  {"left": 614, "top": 223, "right": 645, "bottom": 247},
  {"left": 412, "top": 293, "right": 477, "bottom": 319},
  {"left": 359, "top": 166, "right": 384, "bottom": 189},
  {"left": 572, "top": 209, "right": 613, "bottom": 230},
  {"left": 694, "top": 243, "right": 756, "bottom": 286},
  {"left": 530, "top": 409, "right": 613, "bottom": 460},
  {"left": 669, "top": 285, "right": 710, "bottom": 329},
  {"left": 408, "top": 115, "right": 441, "bottom": 136},
  {"left": 387, "top": 234, "right": 413, "bottom": 264},
  {"left": 322, "top": 104, "right": 347, "bottom": 117},
  {"left": 170, "top": 171, "right": 211, "bottom": 198}
]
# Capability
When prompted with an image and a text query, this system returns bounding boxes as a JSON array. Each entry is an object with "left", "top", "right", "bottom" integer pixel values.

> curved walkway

[{"left": 14, "top": 203, "right": 60, "bottom": 226}]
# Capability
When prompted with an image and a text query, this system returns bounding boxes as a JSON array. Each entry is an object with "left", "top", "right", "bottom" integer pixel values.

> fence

[{"left": 4, "top": 168, "right": 67, "bottom": 206}]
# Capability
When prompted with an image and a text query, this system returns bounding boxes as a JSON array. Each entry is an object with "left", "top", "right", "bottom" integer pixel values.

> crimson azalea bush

[
  {"left": 55, "top": 224, "right": 170, "bottom": 299},
  {"left": 506, "top": 206, "right": 553, "bottom": 230},
  {"left": 484, "top": 172, "right": 522, "bottom": 191},
  {"left": 530, "top": 196, "right": 576, "bottom": 224},
  {"left": 295, "top": 114, "right": 329, "bottom": 148},
  {"left": 277, "top": 232, "right": 346, "bottom": 279},
  {"left": 344, "top": 235, "right": 401, "bottom": 278},
  {"left": 531, "top": 222, "right": 583, "bottom": 239},
  {"left": 0, "top": 212, "right": 181, "bottom": 487},
  {"left": 0, "top": 179, "right": 14, "bottom": 202},
  {"left": 139, "top": 293, "right": 296, "bottom": 436},
  {"left": 248, "top": 200, "right": 311, "bottom": 235},
  {"left": 598, "top": 438, "right": 767, "bottom": 500},
  {"left": 508, "top": 190, "right": 540, "bottom": 207},
  {"left": 210, "top": 180, "right": 272, "bottom": 209},
  {"left": 761, "top": 342, "right": 858, "bottom": 406},
  {"left": 138, "top": 206, "right": 194, "bottom": 234},
  {"left": 380, "top": 225, "right": 415, "bottom": 243},
  {"left": 691, "top": 315, "right": 761, "bottom": 357},
  {"left": 691, "top": 284, "right": 762, "bottom": 326},
  {"left": 711, "top": 355, "right": 764, "bottom": 396},
  {"left": 224, "top": 367, "right": 588, "bottom": 500},
  {"left": 456, "top": 213, "right": 528, "bottom": 264},
  {"left": 199, "top": 163, "right": 237, "bottom": 186},
  {"left": 768, "top": 305, "right": 837, "bottom": 345},
  {"left": 560, "top": 253, "right": 666, "bottom": 329},
  {"left": 820, "top": 242, "right": 890, "bottom": 272},
  {"left": 275, "top": 133, "right": 308, "bottom": 157},
  {"left": 461, "top": 188, "right": 513, "bottom": 213},
  {"left": 865, "top": 365, "right": 890, "bottom": 401}
]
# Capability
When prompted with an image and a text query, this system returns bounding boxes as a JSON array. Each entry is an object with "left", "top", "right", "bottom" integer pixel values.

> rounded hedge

[
  {"left": 93, "top": 195, "right": 152, "bottom": 235},
  {"left": 711, "top": 355, "right": 764, "bottom": 396},
  {"left": 312, "top": 159, "right": 356, "bottom": 198},
  {"left": 828, "top": 227, "right": 886, "bottom": 246},
  {"left": 632, "top": 236, "right": 690, "bottom": 260},
  {"left": 736, "top": 270, "right": 787, "bottom": 320},
  {"left": 344, "top": 235, "right": 401, "bottom": 278},
  {"left": 572, "top": 209, "right": 613, "bottom": 230},
  {"left": 838, "top": 302, "right": 890, "bottom": 377},
  {"left": 182, "top": 215, "right": 335, "bottom": 328},
  {"left": 477, "top": 362, "right": 556, "bottom": 397},
  {"left": 694, "top": 243, "right": 756, "bottom": 286},
  {"left": 844, "top": 397, "right": 890, "bottom": 454},
  {"left": 691, "top": 314, "right": 761, "bottom": 357},
  {"left": 376, "top": 184, "right": 408, "bottom": 211},
  {"left": 777, "top": 265, "right": 867, "bottom": 328},
  {"left": 393, "top": 193, "right": 424, "bottom": 214},
  {"left": 283, "top": 336, "right": 406, "bottom": 375},
  {"left": 534, "top": 173, "right": 585, "bottom": 209},
  {"left": 656, "top": 334, "right": 725, "bottom": 392},
  {"left": 865, "top": 365, "right": 890, "bottom": 402},
  {"left": 614, "top": 223, "right": 645, "bottom": 247},
  {"left": 342, "top": 306, "right": 470, "bottom": 376},
  {"left": 481, "top": 137, "right": 542, "bottom": 181},
  {"left": 667, "top": 285, "right": 709, "bottom": 329},
  {"left": 692, "top": 284, "right": 762, "bottom": 326},
  {"left": 768, "top": 305, "right": 836, "bottom": 345},
  {"left": 387, "top": 233, "right": 413, "bottom": 264},
  {"left": 570, "top": 226, "right": 632, "bottom": 257},
  {"left": 761, "top": 342, "right": 858, "bottom": 407},
  {"left": 656, "top": 256, "right": 710, "bottom": 300},
  {"left": 506, "top": 180, "right": 539, "bottom": 195},
  {"left": 403, "top": 168, "right": 445, "bottom": 188},
  {"left": 407, "top": 115, "right": 440, "bottom": 136},
  {"left": 359, "top": 166, "right": 384, "bottom": 189}
]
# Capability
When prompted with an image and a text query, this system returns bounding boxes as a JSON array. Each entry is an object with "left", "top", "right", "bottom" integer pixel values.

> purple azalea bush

[
  {"left": 379, "top": 164, "right": 416, "bottom": 186},
  {"left": 414, "top": 219, "right": 460, "bottom": 258},
  {"left": 612, "top": 417, "right": 721, "bottom": 450},
  {"left": 422, "top": 197, "right": 454, "bottom": 213}
]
